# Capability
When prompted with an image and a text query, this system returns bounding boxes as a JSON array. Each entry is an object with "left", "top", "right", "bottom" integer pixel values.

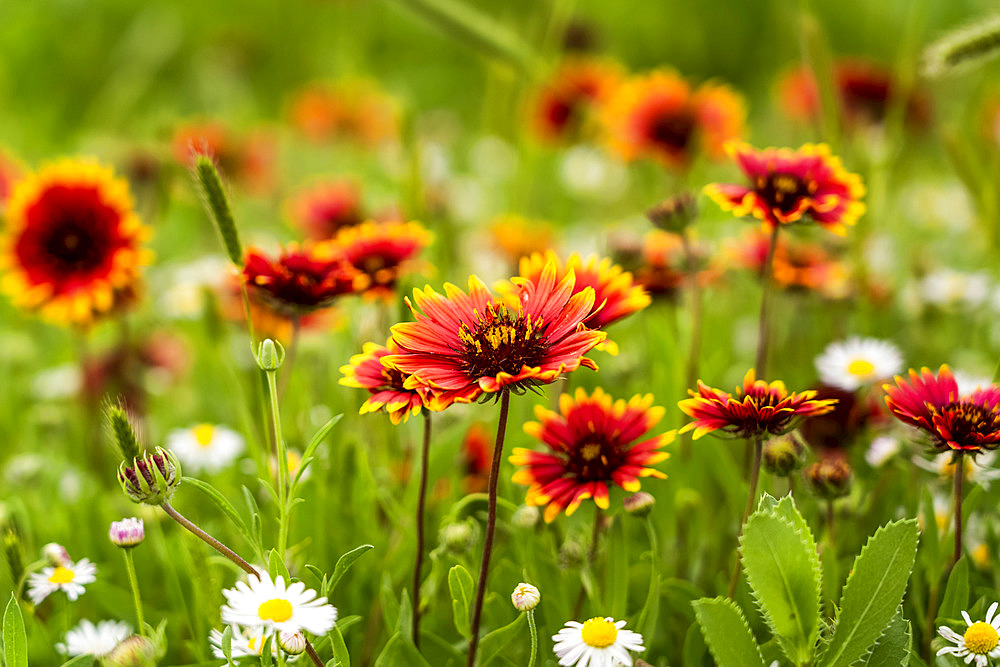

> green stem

[
  {"left": 526, "top": 610, "right": 538, "bottom": 667},
  {"left": 729, "top": 437, "right": 763, "bottom": 598},
  {"left": 755, "top": 225, "right": 780, "bottom": 378},
  {"left": 265, "top": 369, "right": 290, "bottom": 559},
  {"left": 122, "top": 550, "right": 146, "bottom": 636},
  {"left": 161, "top": 501, "right": 257, "bottom": 576},
  {"left": 412, "top": 412, "right": 432, "bottom": 649},
  {"left": 954, "top": 450, "right": 964, "bottom": 564},
  {"left": 466, "top": 389, "right": 511, "bottom": 667}
]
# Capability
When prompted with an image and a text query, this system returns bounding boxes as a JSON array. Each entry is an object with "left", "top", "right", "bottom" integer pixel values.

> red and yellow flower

[
  {"left": 489, "top": 214, "right": 556, "bottom": 268},
  {"left": 705, "top": 142, "right": 865, "bottom": 236},
  {"left": 242, "top": 243, "right": 362, "bottom": 316},
  {"left": 171, "top": 122, "right": 276, "bottom": 194},
  {"left": 287, "top": 80, "right": 399, "bottom": 146},
  {"left": 604, "top": 70, "right": 745, "bottom": 168},
  {"left": 531, "top": 58, "right": 623, "bottom": 142},
  {"left": 679, "top": 369, "right": 838, "bottom": 439},
  {"left": 384, "top": 259, "right": 606, "bottom": 410},
  {"left": 510, "top": 388, "right": 672, "bottom": 522},
  {"left": 884, "top": 365, "right": 1000, "bottom": 453},
  {"left": 339, "top": 339, "right": 428, "bottom": 425},
  {"left": 287, "top": 179, "right": 365, "bottom": 240},
  {"left": 330, "top": 221, "right": 432, "bottom": 301},
  {"left": 1, "top": 159, "right": 151, "bottom": 325},
  {"left": 0, "top": 149, "right": 24, "bottom": 209}
]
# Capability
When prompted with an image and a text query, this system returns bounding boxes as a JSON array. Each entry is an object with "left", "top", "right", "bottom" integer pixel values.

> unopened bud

[
  {"left": 109, "top": 518, "right": 145, "bottom": 548},
  {"left": 646, "top": 192, "right": 697, "bottom": 232},
  {"left": 559, "top": 539, "right": 585, "bottom": 570},
  {"left": 278, "top": 630, "right": 306, "bottom": 655},
  {"left": 511, "top": 505, "right": 540, "bottom": 529},
  {"left": 763, "top": 433, "right": 807, "bottom": 477},
  {"left": 511, "top": 583, "right": 540, "bottom": 611},
  {"left": 118, "top": 447, "right": 182, "bottom": 505},
  {"left": 804, "top": 456, "right": 853, "bottom": 499},
  {"left": 42, "top": 543, "right": 72, "bottom": 567},
  {"left": 104, "top": 636, "right": 157, "bottom": 667},
  {"left": 440, "top": 521, "right": 475, "bottom": 554},
  {"left": 256, "top": 339, "right": 285, "bottom": 371},
  {"left": 623, "top": 492, "right": 656, "bottom": 517}
]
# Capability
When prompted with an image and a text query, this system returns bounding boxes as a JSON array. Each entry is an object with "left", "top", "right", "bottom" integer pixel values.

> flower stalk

[
  {"left": 122, "top": 550, "right": 146, "bottom": 636},
  {"left": 412, "top": 411, "right": 432, "bottom": 648},
  {"left": 160, "top": 501, "right": 257, "bottom": 576},
  {"left": 728, "top": 436, "right": 763, "bottom": 598},
  {"left": 953, "top": 450, "right": 964, "bottom": 564}
]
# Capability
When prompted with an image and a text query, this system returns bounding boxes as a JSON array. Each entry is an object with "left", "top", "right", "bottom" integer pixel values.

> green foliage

[
  {"left": 448, "top": 564, "right": 475, "bottom": 638},
  {"left": 854, "top": 610, "right": 911, "bottom": 666},
  {"left": 692, "top": 597, "right": 765, "bottom": 667},
  {"left": 3, "top": 595, "right": 27, "bottom": 667},
  {"left": 937, "top": 557, "right": 969, "bottom": 624},
  {"left": 478, "top": 614, "right": 525, "bottom": 666}
]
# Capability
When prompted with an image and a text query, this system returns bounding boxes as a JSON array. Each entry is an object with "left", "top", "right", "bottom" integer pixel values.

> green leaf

[
  {"left": 330, "top": 544, "right": 375, "bottom": 593},
  {"left": 448, "top": 564, "right": 475, "bottom": 638},
  {"left": 818, "top": 519, "right": 919, "bottom": 667},
  {"left": 292, "top": 414, "right": 342, "bottom": 490},
  {"left": 373, "top": 632, "right": 432, "bottom": 667},
  {"left": 260, "top": 635, "right": 274, "bottom": 667},
  {"left": 854, "top": 609, "right": 911, "bottom": 666},
  {"left": 58, "top": 657, "right": 95, "bottom": 667},
  {"left": 268, "top": 548, "right": 290, "bottom": 582},
  {"left": 605, "top": 517, "right": 628, "bottom": 619},
  {"left": 329, "top": 622, "right": 351, "bottom": 667},
  {"left": 636, "top": 571, "right": 661, "bottom": 640},
  {"left": 692, "top": 597, "right": 765, "bottom": 667},
  {"left": 182, "top": 476, "right": 254, "bottom": 544},
  {"left": 740, "top": 506, "right": 821, "bottom": 664},
  {"left": 4, "top": 594, "right": 27, "bottom": 667},
  {"left": 221, "top": 624, "right": 234, "bottom": 665},
  {"left": 937, "top": 557, "right": 969, "bottom": 623},
  {"left": 479, "top": 614, "right": 526, "bottom": 666}
]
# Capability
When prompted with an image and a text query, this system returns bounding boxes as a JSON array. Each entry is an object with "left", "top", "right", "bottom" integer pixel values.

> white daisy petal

[{"left": 551, "top": 616, "right": 644, "bottom": 667}]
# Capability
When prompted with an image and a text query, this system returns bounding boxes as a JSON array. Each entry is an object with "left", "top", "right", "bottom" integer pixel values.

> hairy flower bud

[
  {"left": 646, "top": 192, "right": 697, "bottom": 232},
  {"left": 511, "top": 505, "right": 540, "bottom": 529},
  {"left": 763, "top": 433, "right": 807, "bottom": 477},
  {"left": 804, "top": 456, "right": 853, "bottom": 499},
  {"left": 118, "top": 448, "right": 182, "bottom": 505},
  {"left": 623, "top": 492, "right": 656, "bottom": 517},
  {"left": 104, "top": 636, "right": 157, "bottom": 667},
  {"left": 109, "top": 517, "right": 145, "bottom": 548}
]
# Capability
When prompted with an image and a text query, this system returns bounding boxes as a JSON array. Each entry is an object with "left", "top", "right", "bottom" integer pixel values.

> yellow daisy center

[
  {"left": 965, "top": 621, "right": 999, "bottom": 654},
  {"left": 192, "top": 423, "right": 215, "bottom": 447},
  {"left": 48, "top": 566, "right": 75, "bottom": 584},
  {"left": 847, "top": 359, "right": 875, "bottom": 377},
  {"left": 581, "top": 617, "right": 618, "bottom": 648},
  {"left": 258, "top": 598, "right": 294, "bottom": 623}
]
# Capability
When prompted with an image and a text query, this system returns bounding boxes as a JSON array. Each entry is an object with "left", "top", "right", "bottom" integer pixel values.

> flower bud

[
  {"left": 256, "top": 339, "right": 285, "bottom": 371},
  {"left": 763, "top": 433, "right": 807, "bottom": 477},
  {"left": 558, "top": 539, "right": 585, "bottom": 570},
  {"left": 440, "top": 521, "right": 475, "bottom": 555},
  {"left": 278, "top": 630, "right": 307, "bottom": 655},
  {"left": 109, "top": 517, "right": 145, "bottom": 548},
  {"left": 511, "top": 505, "right": 540, "bottom": 529},
  {"left": 804, "top": 456, "right": 853, "bottom": 499},
  {"left": 646, "top": 192, "right": 697, "bottom": 232},
  {"left": 511, "top": 583, "right": 540, "bottom": 611},
  {"left": 623, "top": 492, "right": 656, "bottom": 517},
  {"left": 104, "top": 636, "right": 157, "bottom": 667},
  {"left": 118, "top": 447, "right": 182, "bottom": 505},
  {"left": 42, "top": 542, "right": 72, "bottom": 567}
]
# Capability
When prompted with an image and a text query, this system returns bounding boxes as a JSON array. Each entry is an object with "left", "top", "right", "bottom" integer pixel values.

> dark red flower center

[
  {"left": 936, "top": 401, "right": 1000, "bottom": 450},
  {"left": 755, "top": 173, "right": 817, "bottom": 213},
  {"left": 458, "top": 302, "right": 548, "bottom": 380},
  {"left": 647, "top": 109, "right": 696, "bottom": 153},
  {"left": 380, "top": 366, "right": 409, "bottom": 391},
  {"left": 567, "top": 438, "right": 622, "bottom": 481}
]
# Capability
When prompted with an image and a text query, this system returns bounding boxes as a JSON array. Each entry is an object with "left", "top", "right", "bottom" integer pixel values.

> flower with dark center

[
  {"left": 330, "top": 220, "right": 432, "bottom": 301},
  {"left": 242, "top": 242, "right": 363, "bottom": 316},
  {"left": 532, "top": 58, "right": 623, "bottom": 142},
  {"left": 679, "top": 369, "right": 837, "bottom": 440},
  {"left": 510, "top": 388, "right": 672, "bottom": 522},
  {"left": 1, "top": 159, "right": 151, "bottom": 325},
  {"left": 384, "top": 258, "right": 606, "bottom": 410},
  {"left": 604, "top": 70, "right": 744, "bottom": 169},
  {"left": 339, "top": 338, "right": 429, "bottom": 425},
  {"left": 704, "top": 142, "right": 865, "bottom": 236},
  {"left": 884, "top": 365, "right": 1000, "bottom": 453},
  {"left": 287, "top": 179, "right": 365, "bottom": 240}
]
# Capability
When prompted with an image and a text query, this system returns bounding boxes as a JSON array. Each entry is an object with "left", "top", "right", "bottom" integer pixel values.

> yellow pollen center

[
  {"left": 192, "top": 423, "right": 215, "bottom": 447},
  {"left": 847, "top": 359, "right": 875, "bottom": 377},
  {"left": 581, "top": 443, "right": 602, "bottom": 461},
  {"left": 773, "top": 174, "right": 800, "bottom": 193},
  {"left": 580, "top": 617, "right": 618, "bottom": 648},
  {"left": 258, "top": 598, "right": 294, "bottom": 623},
  {"left": 964, "top": 622, "right": 999, "bottom": 654},
  {"left": 48, "top": 566, "right": 75, "bottom": 584}
]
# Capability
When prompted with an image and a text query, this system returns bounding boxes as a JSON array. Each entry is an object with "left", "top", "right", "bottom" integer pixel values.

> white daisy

[
  {"left": 57, "top": 620, "right": 131, "bottom": 657},
  {"left": 209, "top": 626, "right": 277, "bottom": 658},
  {"left": 27, "top": 558, "right": 97, "bottom": 605},
  {"left": 220, "top": 572, "right": 337, "bottom": 637},
  {"left": 167, "top": 423, "right": 244, "bottom": 474},
  {"left": 815, "top": 337, "right": 903, "bottom": 391},
  {"left": 937, "top": 602, "right": 1000, "bottom": 666},
  {"left": 552, "top": 616, "right": 645, "bottom": 667}
]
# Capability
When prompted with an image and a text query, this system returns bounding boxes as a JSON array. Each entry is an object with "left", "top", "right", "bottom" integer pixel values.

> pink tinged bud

[
  {"left": 623, "top": 491, "right": 656, "bottom": 517},
  {"left": 104, "top": 636, "right": 157, "bottom": 667},
  {"left": 42, "top": 543, "right": 72, "bottom": 567},
  {"left": 511, "top": 583, "right": 540, "bottom": 611},
  {"left": 109, "top": 517, "right": 145, "bottom": 548},
  {"left": 278, "top": 630, "right": 307, "bottom": 655}
]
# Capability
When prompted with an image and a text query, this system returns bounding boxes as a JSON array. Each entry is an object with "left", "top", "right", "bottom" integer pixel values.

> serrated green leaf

[
  {"left": 692, "top": 597, "right": 766, "bottom": 667},
  {"left": 854, "top": 609, "right": 910, "bottom": 666},
  {"left": 329, "top": 544, "right": 375, "bottom": 593},
  {"left": 740, "top": 510, "right": 821, "bottom": 664},
  {"left": 937, "top": 557, "right": 969, "bottom": 623},
  {"left": 479, "top": 613, "right": 526, "bottom": 666},
  {"left": 448, "top": 564, "right": 475, "bottom": 637},
  {"left": 268, "top": 548, "right": 290, "bottom": 582},
  {"left": 4, "top": 594, "right": 27, "bottom": 667},
  {"left": 819, "top": 519, "right": 919, "bottom": 667}
]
